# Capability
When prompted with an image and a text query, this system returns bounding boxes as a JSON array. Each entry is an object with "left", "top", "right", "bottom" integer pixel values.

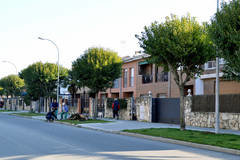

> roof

[{"left": 122, "top": 53, "right": 150, "bottom": 63}]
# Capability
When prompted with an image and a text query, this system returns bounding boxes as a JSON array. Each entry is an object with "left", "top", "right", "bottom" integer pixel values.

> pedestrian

[
  {"left": 112, "top": 98, "right": 120, "bottom": 120},
  {"left": 0, "top": 99, "right": 4, "bottom": 109},
  {"left": 46, "top": 109, "right": 57, "bottom": 122},
  {"left": 51, "top": 99, "right": 58, "bottom": 120},
  {"left": 60, "top": 99, "right": 69, "bottom": 120}
]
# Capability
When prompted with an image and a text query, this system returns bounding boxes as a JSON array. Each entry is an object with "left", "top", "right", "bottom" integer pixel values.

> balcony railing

[
  {"left": 156, "top": 72, "right": 168, "bottom": 82},
  {"left": 142, "top": 74, "right": 153, "bottom": 84}
]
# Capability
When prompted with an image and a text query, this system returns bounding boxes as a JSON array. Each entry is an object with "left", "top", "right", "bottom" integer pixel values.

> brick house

[
  {"left": 195, "top": 59, "right": 240, "bottom": 95},
  {"left": 99, "top": 53, "right": 194, "bottom": 99},
  {"left": 100, "top": 54, "right": 240, "bottom": 99}
]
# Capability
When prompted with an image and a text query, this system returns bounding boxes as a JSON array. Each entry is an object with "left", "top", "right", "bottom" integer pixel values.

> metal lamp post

[
  {"left": 215, "top": 0, "right": 221, "bottom": 134},
  {"left": 38, "top": 37, "right": 60, "bottom": 105},
  {"left": 2, "top": 60, "right": 18, "bottom": 75}
]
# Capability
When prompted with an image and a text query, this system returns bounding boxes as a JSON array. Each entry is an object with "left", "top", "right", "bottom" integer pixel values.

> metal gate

[
  {"left": 152, "top": 98, "right": 180, "bottom": 124},
  {"left": 97, "top": 99, "right": 105, "bottom": 117}
]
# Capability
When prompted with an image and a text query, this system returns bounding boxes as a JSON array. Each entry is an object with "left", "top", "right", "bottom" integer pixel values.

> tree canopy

[
  {"left": 136, "top": 14, "right": 214, "bottom": 130},
  {"left": 20, "top": 62, "right": 68, "bottom": 101},
  {"left": 72, "top": 47, "right": 122, "bottom": 95},
  {"left": 0, "top": 75, "right": 24, "bottom": 97},
  {"left": 209, "top": 0, "right": 240, "bottom": 81}
]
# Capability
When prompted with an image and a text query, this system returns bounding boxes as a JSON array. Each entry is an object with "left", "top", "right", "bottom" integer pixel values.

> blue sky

[{"left": 0, "top": 0, "right": 218, "bottom": 78}]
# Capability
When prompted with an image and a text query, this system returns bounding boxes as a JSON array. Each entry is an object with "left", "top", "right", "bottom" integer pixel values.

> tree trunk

[
  {"left": 30, "top": 102, "right": 33, "bottom": 113},
  {"left": 179, "top": 85, "right": 185, "bottom": 130},
  {"left": 38, "top": 98, "right": 41, "bottom": 113},
  {"left": 10, "top": 97, "right": 13, "bottom": 111},
  {"left": 93, "top": 93, "right": 98, "bottom": 120}
]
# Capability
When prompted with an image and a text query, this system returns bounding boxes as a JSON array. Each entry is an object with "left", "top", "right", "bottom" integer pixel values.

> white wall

[{"left": 195, "top": 78, "right": 204, "bottom": 95}]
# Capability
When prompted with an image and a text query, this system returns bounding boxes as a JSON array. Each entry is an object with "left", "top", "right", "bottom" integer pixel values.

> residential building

[
  {"left": 195, "top": 59, "right": 240, "bottom": 95},
  {"left": 100, "top": 53, "right": 194, "bottom": 99}
]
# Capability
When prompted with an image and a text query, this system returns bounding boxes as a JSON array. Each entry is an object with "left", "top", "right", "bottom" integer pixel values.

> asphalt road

[{"left": 0, "top": 114, "right": 239, "bottom": 160}]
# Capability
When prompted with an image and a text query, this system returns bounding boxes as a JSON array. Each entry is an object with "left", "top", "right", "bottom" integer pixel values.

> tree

[
  {"left": 63, "top": 70, "right": 79, "bottom": 106},
  {"left": 0, "top": 75, "right": 24, "bottom": 110},
  {"left": 72, "top": 47, "right": 122, "bottom": 118},
  {"left": 209, "top": 0, "right": 240, "bottom": 81},
  {"left": 20, "top": 62, "right": 68, "bottom": 101},
  {"left": 136, "top": 14, "right": 214, "bottom": 130},
  {"left": 0, "top": 87, "right": 4, "bottom": 96},
  {"left": 0, "top": 75, "right": 24, "bottom": 97}
]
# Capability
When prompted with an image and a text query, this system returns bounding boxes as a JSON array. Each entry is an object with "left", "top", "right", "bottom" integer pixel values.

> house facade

[
  {"left": 195, "top": 59, "right": 240, "bottom": 95},
  {"left": 100, "top": 53, "right": 194, "bottom": 99}
]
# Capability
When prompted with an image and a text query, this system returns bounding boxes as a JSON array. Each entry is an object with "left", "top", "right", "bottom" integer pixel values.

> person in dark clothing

[
  {"left": 0, "top": 100, "right": 4, "bottom": 108},
  {"left": 46, "top": 110, "right": 57, "bottom": 121},
  {"left": 51, "top": 99, "right": 59, "bottom": 120},
  {"left": 112, "top": 98, "right": 120, "bottom": 120}
]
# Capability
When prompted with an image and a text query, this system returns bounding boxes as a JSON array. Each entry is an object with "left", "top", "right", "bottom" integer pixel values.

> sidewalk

[
  {"left": 77, "top": 118, "right": 240, "bottom": 136},
  {"left": 2, "top": 110, "right": 240, "bottom": 135},
  {"left": 29, "top": 113, "right": 240, "bottom": 136}
]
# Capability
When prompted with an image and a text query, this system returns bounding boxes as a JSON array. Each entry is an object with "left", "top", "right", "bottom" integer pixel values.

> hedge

[{"left": 107, "top": 98, "right": 127, "bottom": 109}]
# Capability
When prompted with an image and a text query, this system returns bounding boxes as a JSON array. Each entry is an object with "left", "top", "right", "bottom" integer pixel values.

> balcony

[
  {"left": 156, "top": 72, "right": 168, "bottom": 82},
  {"left": 142, "top": 74, "right": 153, "bottom": 84}
]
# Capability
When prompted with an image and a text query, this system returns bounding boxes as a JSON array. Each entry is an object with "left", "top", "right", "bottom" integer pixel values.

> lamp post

[
  {"left": 2, "top": 60, "right": 18, "bottom": 75},
  {"left": 38, "top": 37, "right": 60, "bottom": 105},
  {"left": 215, "top": 0, "right": 220, "bottom": 134}
]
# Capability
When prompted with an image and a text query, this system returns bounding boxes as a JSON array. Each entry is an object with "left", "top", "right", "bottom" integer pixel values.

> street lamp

[
  {"left": 215, "top": 0, "right": 222, "bottom": 134},
  {"left": 2, "top": 60, "right": 18, "bottom": 75},
  {"left": 38, "top": 37, "right": 60, "bottom": 105}
]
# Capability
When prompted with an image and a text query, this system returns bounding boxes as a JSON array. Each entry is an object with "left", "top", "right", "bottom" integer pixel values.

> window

[
  {"left": 157, "top": 93, "right": 166, "bottom": 98},
  {"left": 205, "top": 61, "right": 216, "bottom": 69},
  {"left": 130, "top": 68, "right": 134, "bottom": 87},
  {"left": 156, "top": 72, "right": 168, "bottom": 82},
  {"left": 123, "top": 69, "right": 128, "bottom": 88},
  {"left": 113, "top": 79, "right": 119, "bottom": 88}
]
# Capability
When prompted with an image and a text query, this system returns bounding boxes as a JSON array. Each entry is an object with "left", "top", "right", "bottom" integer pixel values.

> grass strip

[
  {"left": 123, "top": 128, "right": 240, "bottom": 150},
  {"left": 59, "top": 119, "right": 113, "bottom": 125},
  {"left": 0, "top": 110, "right": 13, "bottom": 112},
  {"left": 10, "top": 112, "right": 45, "bottom": 116}
]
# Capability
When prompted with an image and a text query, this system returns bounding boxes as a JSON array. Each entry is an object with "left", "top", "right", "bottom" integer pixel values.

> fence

[
  {"left": 192, "top": 94, "right": 240, "bottom": 113},
  {"left": 0, "top": 98, "right": 30, "bottom": 111},
  {"left": 185, "top": 96, "right": 240, "bottom": 130}
]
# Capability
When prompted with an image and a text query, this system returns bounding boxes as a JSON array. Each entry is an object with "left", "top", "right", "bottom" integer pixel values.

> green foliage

[
  {"left": 0, "top": 87, "right": 4, "bottom": 96},
  {"left": 136, "top": 14, "right": 214, "bottom": 130},
  {"left": 20, "top": 62, "right": 68, "bottom": 101},
  {"left": 209, "top": 0, "right": 240, "bottom": 81},
  {"left": 136, "top": 14, "right": 214, "bottom": 85},
  {"left": 107, "top": 98, "right": 127, "bottom": 109},
  {"left": 0, "top": 75, "right": 24, "bottom": 97},
  {"left": 22, "top": 93, "right": 32, "bottom": 106},
  {"left": 63, "top": 70, "right": 78, "bottom": 98},
  {"left": 72, "top": 47, "right": 122, "bottom": 95}
]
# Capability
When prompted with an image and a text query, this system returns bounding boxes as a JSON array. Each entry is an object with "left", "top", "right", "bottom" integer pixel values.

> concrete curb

[
  {"left": 118, "top": 131, "right": 240, "bottom": 156},
  {"left": 5, "top": 113, "right": 240, "bottom": 156},
  {"left": 76, "top": 125, "right": 240, "bottom": 156}
]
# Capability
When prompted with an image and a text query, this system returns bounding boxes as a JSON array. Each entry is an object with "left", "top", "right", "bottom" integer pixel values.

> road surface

[{"left": 0, "top": 113, "right": 239, "bottom": 160}]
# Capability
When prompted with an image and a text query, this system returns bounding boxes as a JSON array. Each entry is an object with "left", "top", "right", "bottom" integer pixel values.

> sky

[{"left": 0, "top": 0, "right": 219, "bottom": 78}]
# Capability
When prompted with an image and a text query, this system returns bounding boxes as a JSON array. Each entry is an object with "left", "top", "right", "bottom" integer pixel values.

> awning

[{"left": 138, "top": 61, "right": 148, "bottom": 65}]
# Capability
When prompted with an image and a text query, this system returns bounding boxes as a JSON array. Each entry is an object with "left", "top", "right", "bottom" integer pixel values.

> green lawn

[
  {"left": 123, "top": 128, "right": 240, "bottom": 150},
  {"left": 59, "top": 119, "right": 113, "bottom": 125},
  {"left": 0, "top": 110, "right": 12, "bottom": 112},
  {"left": 10, "top": 112, "right": 45, "bottom": 116}
]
